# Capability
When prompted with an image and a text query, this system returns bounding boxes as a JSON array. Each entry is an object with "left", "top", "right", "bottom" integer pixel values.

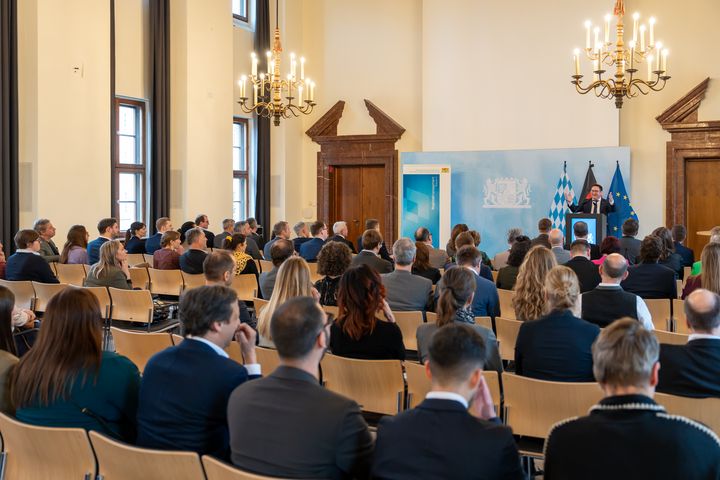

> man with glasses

[
  {"left": 300, "top": 221, "right": 329, "bottom": 262},
  {"left": 565, "top": 183, "right": 615, "bottom": 215},
  {"left": 5, "top": 229, "right": 59, "bottom": 283},
  {"left": 228, "top": 297, "right": 373, "bottom": 479}
]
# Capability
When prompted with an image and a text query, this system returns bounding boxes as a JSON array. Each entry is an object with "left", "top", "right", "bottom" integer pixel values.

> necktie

[{"left": 592, "top": 201, "right": 598, "bottom": 214}]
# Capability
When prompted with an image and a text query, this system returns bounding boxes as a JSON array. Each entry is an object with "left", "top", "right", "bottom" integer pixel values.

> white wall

[{"left": 115, "top": 0, "right": 149, "bottom": 100}]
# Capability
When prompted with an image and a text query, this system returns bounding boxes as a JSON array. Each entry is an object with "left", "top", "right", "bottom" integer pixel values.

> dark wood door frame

[
  {"left": 306, "top": 100, "right": 405, "bottom": 245},
  {"left": 657, "top": 78, "right": 720, "bottom": 227}
]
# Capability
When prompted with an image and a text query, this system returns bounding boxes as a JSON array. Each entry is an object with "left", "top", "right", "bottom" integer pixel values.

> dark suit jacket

[
  {"left": 563, "top": 256, "right": 601, "bottom": 293},
  {"left": 213, "top": 231, "right": 232, "bottom": 249},
  {"left": 351, "top": 251, "right": 393, "bottom": 274},
  {"left": 203, "top": 229, "right": 215, "bottom": 249},
  {"left": 531, "top": 233, "right": 551, "bottom": 249},
  {"left": 544, "top": 394, "right": 720, "bottom": 480},
  {"left": 179, "top": 249, "right": 208, "bottom": 274},
  {"left": 515, "top": 309, "right": 600, "bottom": 382},
  {"left": 657, "top": 338, "right": 720, "bottom": 398},
  {"left": 372, "top": 399, "right": 523, "bottom": 480},
  {"left": 328, "top": 235, "right": 357, "bottom": 254},
  {"left": 675, "top": 242, "right": 695, "bottom": 267},
  {"left": 228, "top": 366, "right": 373, "bottom": 480},
  {"left": 568, "top": 197, "right": 616, "bottom": 215},
  {"left": 38, "top": 238, "right": 59, "bottom": 262},
  {"left": 293, "top": 237, "right": 312, "bottom": 253},
  {"left": 136, "top": 339, "right": 260, "bottom": 458},
  {"left": 248, "top": 232, "right": 265, "bottom": 252},
  {"left": 5, "top": 252, "right": 59, "bottom": 283},
  {"left": 125, "top": 236, "right": 146, "bottom": 254},
  {"left": 621, "top": 262, "right": 677, "bottom": 299},
  {"left": 145, "top": 233, "right": 162, "bottom": 255},
  {"left": 619, "top": 236, "right": 642, "bottom": 264},
  {"left": 258, "top": 267, "right": 278, "bottom": 299},
  {"left": 87, "top": 237, "right": 109, "bottom": 265},
  {"left": 299, "top": 237, "right": 326, "bottom": 262},
  {"left": 356, "top": 235, "right": 392, "bottom": 263}
]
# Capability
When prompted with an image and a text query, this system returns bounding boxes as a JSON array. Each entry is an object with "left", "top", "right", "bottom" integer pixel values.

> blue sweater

[
  {"left": 5, "top": 252, "right": 59, "bottom": 283},
  {"left": 87, "top": 237, "right": 109, "bottom": 265}
]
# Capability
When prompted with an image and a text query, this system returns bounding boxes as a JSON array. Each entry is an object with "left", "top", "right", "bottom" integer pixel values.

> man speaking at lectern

[{"left": 566, "top": 183, "right": 615, "bottom": 215}]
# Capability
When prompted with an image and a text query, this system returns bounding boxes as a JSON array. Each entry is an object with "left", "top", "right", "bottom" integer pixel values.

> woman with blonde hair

[
  {"left": 84, "top": 240, "right": 132, "bottom": 290},
  {"left": 512, "top": 245, "right": 557, "bottom": 321},
  {"left": 514, "top": 266, "right": 600, "bottom": 382},
  {"left": 682, "top": 242, "right": 720, "bottom": 299},
  {"left": 256, "top": 256, "right": 319, "bottom": 347}
]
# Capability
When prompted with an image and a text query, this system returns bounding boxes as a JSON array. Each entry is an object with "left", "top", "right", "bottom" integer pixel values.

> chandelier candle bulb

[
  {"left": 300, "top": 57, "right": 305, "bottom": 80},
  {"left": 298, "top": 85, "right": 303, "bottom": 103},
  {"left": 639, "top": 25, "right": 646, "bottom": 52},
  {"left": 266, "top": 51, "right": 272, "bottom": 74},
  {"left": 251, "top": 53, "right": 257, "bottom": 77},
  {"left": 632, "top": 12, "right": 639, "bottom": 43},
  {"left": 661, "top": 49, "right": 668, "bottom": 72},
  {"left": 593, "top": 27, "right": 600, "bottom": 49},
  {"left": 649, "top": 17, "right": 655, "bottom": 46},
  {"left": 628, "top": 41, "right": 635, "bottom": 70},
  {"left": 604, "top": 14, "right": 611, "bottom": 44},
  {"left": 239, "top": 76, "right": 247, "bottom": 98},
  {"left": 655, "top": 42, "right": 662, "bottom": 70},
  {"left": 647, "top": 55, "right": 653, "bottom": 79},
  {"left": 573, "top": 49, "right": 580, "bottom": 75}
]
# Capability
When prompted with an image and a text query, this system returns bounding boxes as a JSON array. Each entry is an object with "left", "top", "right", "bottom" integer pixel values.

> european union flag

[{"left": 606, "top": 162, "right": 638, "bottom": 237}]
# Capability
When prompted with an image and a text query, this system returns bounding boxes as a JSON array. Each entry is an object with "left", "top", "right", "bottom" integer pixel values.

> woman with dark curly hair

[
  {"left": 330, "top": 264, "right": 405, "bottom": 360},
  {"left": 314, "top": 241, "right": 352, "bottom": 306},
  {"left": 495, "top": 236, "right": 531, "bottom": 290}
]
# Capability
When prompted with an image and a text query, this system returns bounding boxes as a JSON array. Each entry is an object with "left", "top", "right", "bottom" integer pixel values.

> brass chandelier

[
  {"left": 571, "top": 0, "right": 670, "bottom": 108},
  {"left": 238, "top": 0, "right": 316, "bottom": 126}
]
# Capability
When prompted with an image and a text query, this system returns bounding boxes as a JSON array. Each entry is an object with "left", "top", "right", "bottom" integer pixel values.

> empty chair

[
  {"left": 54, "top": 263, "right": 87, "bottom": 286},
  {"left": 81, "top": 285, "right": 112, "bottom": 320},
  {"left": 672, "top": 298, "right": 688, "bottom": 333},
  {"left": 320, "top": 353, "right": 404, "bottom": 415},
  {"left": 0, "top": 279, "right": 35, "bottom": 310},
  {"left": 181, "top": 272, "right": 206, "bottom": 291},
  {"left": 203, "top": 455, "right": 288, "bottom": 480},
  {"left": 0, "top": 413, "right": 97, "bottom": 479},
  {"left": 392, "top": 311, "right": 424, "bottom": 351},
  {"left": 128, "top": 266, "right": 150, "bottom": 290},
  {"left": 497, "top": 289, "right": 516, "bottom": 320},
  {"left": 148, "top": 268, "right": 184, "bottom": 297},
  {"left": 654, "top": 330, "right": 689, "bottom": 346},
  {"left": 255, "top": 347, "right": 281, "bottom": 375},
  {"left": 90, "top": 430, "right": 205, "bottom": 480},
  {"left": 655, "top": 393, "right": 720, "bottom": 435},
  {"left": 110, "top": 327, "right": 174, "bottom": 373},
  {"left": 127, "top": 253, "right": 146, "bottom": 267},
  {"left": 31, "top": 282, "right": 68, "bottom": 313},
  {"left": 645, "top": 298, "right": 671, "bottom": 331},
  {"left": 109, "top": 287, "right": 178, "bottom": 332},
  {"left": 495, "top": 317, "right": 523, "bottom": 361},
  {"left": 232, "top": 274, "right": 258, "bottom": 301}
]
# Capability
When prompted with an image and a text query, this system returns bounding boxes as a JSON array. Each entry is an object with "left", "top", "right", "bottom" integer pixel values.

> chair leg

[{"left": 0, "top": 451, "right": 7, "bottom": 480}]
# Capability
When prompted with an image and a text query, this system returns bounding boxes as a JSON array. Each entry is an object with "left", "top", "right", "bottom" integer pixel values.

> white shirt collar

[
  {"left": 186, "top": 336, "right": 229, "bottom": 358},
  {"left": 425, "top": 391, "right": 469, "bottom": 408},
  {"left": 598, "top": 282, "right": 622, "bottom": 288},
  {"left": 463, "top": 265, "right": 479, "bottom": 276},
  {"left": 360, "top": 249, "right": 378, "bottom": 256},
  {"left": 15, "top": 249, "right": 39, "bottom": 255},
  {"left": 689, "top": 333, "right": 720, "bottom": 342}
]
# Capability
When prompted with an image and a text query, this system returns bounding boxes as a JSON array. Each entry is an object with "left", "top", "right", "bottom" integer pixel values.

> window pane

[
  {"left": 118, "top": 106, "right": 136, "bottom": 135},
  {"left": 233, "top": 147, "right": 241, "bottom": 171},
  {"left": 119, "top": 203, "right": 136, "bottom": 231},
  {"left": 119, "top": 136, "right": 138, "bottom": 165},
  {"left": 233, "top": 123, "right": 241, "bottom": 147},
  {"left": 119, "top": 173, "right": 137, "bottom": 201},
  {"left": 233, "top": 177, "right": 241, "bottom": 202}
]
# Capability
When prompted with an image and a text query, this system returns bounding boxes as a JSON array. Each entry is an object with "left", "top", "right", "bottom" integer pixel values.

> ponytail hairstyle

[
  {"left": 124, "top": 221, "right": 146, "bottom": 244},
  {"left": 544, "top": 266, "right": 581, "bottom": 315},
  {"left": 435, "top": 267, "right": 476, "bottom": 326}
]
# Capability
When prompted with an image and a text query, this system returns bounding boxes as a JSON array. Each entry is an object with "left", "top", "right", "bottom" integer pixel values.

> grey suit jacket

[
  {"left": 416, "top": 322, "right": 503, "bottom": 373},
  {"left": 38, "top": 239, "right": 59, "bottom": 263},
  {"left": 228, "top": 366, "right": 373, "bottom": 480},
  {"left": 382, "top": 270, "right": 433, "bottom": 312},
  {"left": 213, "top": 231, "right": 232, "bottom": 249},
  {"left": 351, "top": 250, "right": 393, "bottom": 274},
  {"left": 259, "top": 267, "right": 278, "bottom": 299},
  {"left": 428, "top": 247, "right": 450, "bottom": 269},
  {"left": 551, "top": 246, "right": 571, "bottom": 265}
]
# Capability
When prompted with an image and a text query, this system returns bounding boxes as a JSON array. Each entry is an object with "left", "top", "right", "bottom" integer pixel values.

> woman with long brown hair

[
  {"left": 512, "top": 245, "right": 558, "bottom": 321},
  {"left": 445, "top": 223, "right": 469, "bottom": 258},
  {"left": 682, "top": 243, "right": 720, "bottom": 299},
  {"left": 330, "top": 264, "right": 405, "bottom": 360},
  {"left": 412, "top": 242, "right": 441, "bottom": 284},
  {"left": 11, "top": 288, "right": 140, "bottom": 440},
  {"left": 59, "top": 225, "right": 89, "bottom": 264}
]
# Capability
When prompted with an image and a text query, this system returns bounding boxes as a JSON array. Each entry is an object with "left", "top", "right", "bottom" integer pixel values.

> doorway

[
  {"left": 330, "top": 165, "right": 386, "bottom": 246},
  {"left": 685, "top": 159, "right": 720, "bottom": 256}
]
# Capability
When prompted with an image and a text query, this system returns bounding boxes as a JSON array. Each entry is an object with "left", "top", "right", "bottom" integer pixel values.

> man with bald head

[
  {"left": 549, "top": 228, "right": 570, "bottom": 264},
  {"left": 658, "top": 289, "right": 720, "bottom": 398},
  {"left": 579, "top": 253, "right": 653, "bottom": 330}
]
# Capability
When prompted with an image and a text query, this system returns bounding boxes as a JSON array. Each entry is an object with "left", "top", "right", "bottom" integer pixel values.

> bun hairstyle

[
  {"left": 436, "top": 267, "right": 476, "bottom": 327},
  {"left": 544, "top": 266, "right": 580, "bottom": 313}
]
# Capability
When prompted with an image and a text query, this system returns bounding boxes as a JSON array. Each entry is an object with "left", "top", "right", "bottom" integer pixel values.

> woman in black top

[
  {"left": 496, "top": 236, "right": 531, "bottom": 290},
  {"left": 124, "top": 222, "right": 147, "bottom": 254},
  {"left": 652, "top": 227, "right": 684, "bottom": 280},
  {"left": 314, "top": 241, "right": 352, "bottom": 306},
  {"left": 412, "top": 242, "right": 441, "bottom": 284},
  {"left": 330, "top": 265, "right": 405, "bottom": 360}
]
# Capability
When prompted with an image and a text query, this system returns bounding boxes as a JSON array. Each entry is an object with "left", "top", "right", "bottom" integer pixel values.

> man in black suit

[
  {"left": 327, "top": 221, "right": 357, "bottom": 254},
  {"left": 246, "top": 217, "right": 266, "bottom": 252},
  {"left": 195, "top": 214, "right": 215, "bottom": 250},
  {"left": 672, "top": 224, "right": 695, "bottom": 267},
  {"left": 351, "top": 229, "right": 393, "bottom": 273},
  {"left": 564, "top": 240, "right": 601, "bottom": 293},
  {"left": 544, "top": 319, "right": 720, "bottom": 480},
  {"left": 372, "top": 324, "right": 523, "bottom": 480},
  {"left": 573, "top": 221, "right": 601, "bottom": 260},
  {"left": 565, "top": 182, "right": 616, "bottom": 215},
  {"left": 658, "top": 289, "right": 720, "bottom": 398},
  {"left": 530, "top": 217, "right": 552, "bottom": 249},
  {"left": 357, "top": 219, "right": 392, "bottom": 263},
  {"left": 234, "top": 221, "right": 262, "bottom": 260},
  {"left": 262, "top": 221, "right": 291, "bottom": 260},
  {"left": 621, "top": 235, "right": 677, "bottom": 299},
  {"left": 619, "top": 218, "right": 642, "bottom": 264},
  {"left": 228, "top": 297, "right": 373, "bottom": 479},
  {"left": 179, "top": 227, "right": 208, "bottom": 274},
  {"left": 292, "top": 221, "right": 312, "bottom": 253}
]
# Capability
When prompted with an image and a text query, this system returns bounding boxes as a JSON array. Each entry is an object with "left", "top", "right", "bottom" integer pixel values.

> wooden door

[
  {"left": 331, "top": 165, "right": 386, "bottom": 245},
  {"left": 685, "top": 159, "right": 720, "bottom": 256}
]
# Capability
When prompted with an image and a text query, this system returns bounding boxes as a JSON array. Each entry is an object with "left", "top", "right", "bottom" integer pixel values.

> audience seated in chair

[
  {"left": 11, "top": 288, "right": 140, "bottom": 441},
  {"left": 314, "top": 240, "right": 352, "bottom": 306},
  {"left": 530, "top": 217, "right": 552, "bottom": 249},
  {"left": 564, "top": 239, "right": 601, "bottom": 293},
  {"left": 549, "top": 228, "right": 571, "bottom": 265},
  {"left": 0, "top": 287, "right": 18, "bottom": 413},
  {"left": 357, "top": 219, "right": 392, "bottom": 263},
  {"left": 145, "top": 217, "right": 173, "bottom": 255},
  {"left": 439, "top": 246, "right": 500, "bottom": 319},
  {"left": 228, "top": 297, "right": 373, "bottom": 479},
  {"left": 330, "top": 264, "right": 405, "bottom": 360},
  {"left": 351, "top": 228, "right": 393, "bottom": 274},
  {"left": 411, "top": 241, "right": 442, "bottom": 284},
  {"left": 515, "top": 266, "right": 600, "bottom": 382},
  {"left": 245, "top": 217, "right": 266, "bottom": 252},
  {"left": 512, "top": 245, "right": 557, "bottom": 321},
  {"left": 299, "top": 221, "right": 329, "bottom": 262},
  {"left": 672, "top": 224, "right": 695, "bottom": 267},
  {"left": 621, "top": 235, "right": 677, "bottom": 300},
  {"left": 653, "top": 226, "right": 685, "bottom": 281},
  {"left": 259, "top": 238, "right": 294, "bottom": 300},
  {"left": 446, "top": 231, "right": 493, "bottom": 278},
  {"left": 691, "top": 226, "right": 720, "bottom": 276},
  {"left": 263, "top": 221, "right": 292, "bottom": 260},
  {"left": 446, "top": 223, "right": 469, "bottom": 259},
  {"left": 214, "top": 218, "right": 235, "bottom": 249},
  {"left": 382, "top": 238, "right": 433, "bottom": 312},
  {"left": 414, "top": 226, "right": 450, "bottom": 269},
  {"left": 195, "top": 213, "right": 215, "bottom": 250},
  {"left": 235, "top": 220, "right": 263, "bottom": 260},
  {"left": 416, "top": 267, "right": 502, "bottom": 372},
  {"left": 591, "top": 235, "right": 622, "bottom": 266},
  {"left": 373, "top": 324, "right": 523, "bottom": 480},
  {"left": 495, "top": 236, "right": 531, "bottom": 290},
  {"left": 0, "top": 284, "right": 35, "bottom": 333},
  {"left": 580, "top": 253, "right": 653, "bottom": 330},
  {"left": 203, "top": 250, "right": 254, "bottom": 329},
  {"left": 544, "top": 319, "right": 720, "bottom": 480},
  {"left": 153, "top": 231, "right": 183, "bottom": 270},
  {"left": 292, "top": 221, "right": 312, "bottom": 253},
  {"left": 224, "top": 233, "right": 259, "bottom": 279},
  {"left": 136, "top": 285, "right": 260, "bottom": 458},
  {"left": 87, "top": 217, "right": 120, "bottom": 265},
  {"left": 84, "top": 240, "right": 132, "bottom": 290},
  {"left": 124, "top": 221, "right": 147, "bottom": 255},
  {"left": 572, "top": 220, "right": 601, "bottom": 261},
  {"left": 619, "top": 218, "right": 642, "bottom": 265},
  {"left": 327, "top": 220, "right": 357, "bottom": 255},
  {"left": 33, "top": 218, "right": 60, "bottom": 263},
  {"left": 683, "top": 243, "right": 720, "bottom": 299},
  {"left": 493, "top": 228, "right": 523, "bottom": 271},
  {"left": 179, "top": 227, "right": 208, "bottom": 275},
  {"left": 59, "top": 225, "right": 90, "bottom": 265},
  {"left": 5, "top": 229, "right": 59, "bottom": 284}
]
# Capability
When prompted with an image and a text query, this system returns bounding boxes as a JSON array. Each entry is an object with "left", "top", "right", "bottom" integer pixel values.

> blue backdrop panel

[
  {"left": 402, "top": 173, "right": 441, "bottom": 247},
  {"left": 401, "top": 147, "right": 631, "bottom": 258}
]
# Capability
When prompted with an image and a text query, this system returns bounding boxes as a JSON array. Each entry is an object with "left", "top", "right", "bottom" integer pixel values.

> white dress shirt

[
  {"left": 578, "top": 283, "right": 654, "bottom": 330},
  {"left": 425, "top": 391, "right": 469, "bottom": 408},
  {"left": 186, "top": 336, "right": 261, "bottom": 376}
]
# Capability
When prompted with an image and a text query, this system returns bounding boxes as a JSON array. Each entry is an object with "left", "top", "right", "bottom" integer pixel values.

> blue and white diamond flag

[{"left": 548, "top": 162, "right": 576, "bottom": 236}]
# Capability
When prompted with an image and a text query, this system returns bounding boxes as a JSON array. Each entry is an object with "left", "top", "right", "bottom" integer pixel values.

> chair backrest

[
  {"left": 645, "top": 298, "right": 671, "bottom": 331},
  {"left": 259, "top": 260, "right": 273, "bottom": 273},
  {"left": 683, "top": 266, "right": 691, "bottom": 283},
  {"left": 110, "top": 327, "right": 174, "bottom": 373},
  {"left": 672, "top": 298, "right": 688, "bottom": 333},
  {"left": 426, "top": 311, "right": 437, "bottom": 323},
  {"left": 676, "top": 280, "right": 683, "bottom": 299},
  {"left": 232, "top": 274, "right": 258, "bottom": 301},
  {"left": 203, "top": 455, "right": 288, "bottom": 480},
  {"left": 109, "top": 287, "right": 154, "bottom": 324},
  {"left": 495, "top": 317, "right": 523, "bottom": 361},
  {"left": 253, "top": 297, "right": 269, "bottom": 315},
  {"left": 255, "top": 347, "right": 281, "bottom": 375},
  {"left": 392, "top": 311, "right": 424, "bottom": 351},
  {"left": 0, "top": 413, "right": 97, "bottom": 479},
  {"left": 31, "top": 282, "right": 68, "bottom": 312},
  {"left": 80, "top": 285, "right": 112, "bottom": 319},
  {"left": 475, "top": 316, "right": 493, "bottom": 331},
  {"left": 491, "top": 270, "right": 499, "bottom": 282},
  {"left": 90, "top": 430, "right": 205, "bottom": 480},
  {"left": 0, "top": 279, "right": 35, "bottom": 310},
  {"left": 225, "top": 341, "right": 244, "bottom": 364},
  {"left": 171, "top": 334, "right": 184, "bottom": 345},
  {"left": 148, "top": 268, "right": 184, "bottom": 297},
  {"left": 502, "top": 372, "right": 603, "bottom": 439},
  {"left": 654, "top": 329, "right": 689, "bottom": 346},
  {"left": 127, "top": 253, "right": 146, "bottom": 267},
  {"left": 181, "top": 272, "right": 206, "bottom": 291},
  {"left": 497, "top": 289, "right": 516, "bottom": 320},
  {"left": 322, "top": 305, "right": 339, "bottom": 317},
  {"left": 306, "top": 261, "right": 322, "bottom": 283},
  {"left": 128, "top": 266, "right": 150, "bottom": 290},
  {"left": 320, "top": 354, "right": 404, "bottom": 415},
  {"left": 655, "top": 393, "right": 720, "bottom": 435},
  {"left": 54, "top": 263, "right": 87, "bottom": 285}
]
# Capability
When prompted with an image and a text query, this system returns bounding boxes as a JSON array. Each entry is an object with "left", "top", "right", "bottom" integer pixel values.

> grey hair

[
  {"left": 393, "top": 238, "right": 416, "bottom": 266},
  {"left": 333, "top": 221, "right": 347, "bottom": 235},
  {"left": 507, "top": 227, "right": 523, "bottom": 244},
  {"left": 592, "top": 319, "right": 659, "bottom": 388},
  {"left": 293, "top": 222, "right": 307, "bottom": 236},
  {"left": 33, "top": 218, "right": 51, "bottom": 233}
]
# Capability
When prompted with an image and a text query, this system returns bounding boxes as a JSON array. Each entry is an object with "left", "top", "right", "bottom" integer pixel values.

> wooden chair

[
  {"left": 672, "top": 298, "right": 688, "bottom": 333},
  {"left": 655, "top": 393, "right": 720, "bottom": 435},
  {"left": 232, "top": 274, "right": 258, "bottom": 301},
  {"left": 128, "top": 266, "right": 150, "bottom": 290},
  {"left": 307, "top": 261, "right": 323, "bottom": 283},
  {"left": 54, "top": 263, "right": 87, "bottom": 285},
  {"left": 256, "top": 346, "right": 281, "bottom": 374},
  {"left": 497, "top": 289, "right": 516, "bottom": 320},
  {"left": 110, "top": 327, "right": 174, "bottom": 373},
  {"left": 502, "top": 372, "right": 603, "bottom": 439},
  {"left": 320, "top": 354, "right": 404, "bottom": 415},
  {"left": 426, "top": 311, "right": 437, "bottom": 324},
  {"left": 645, "top": 298, "right": 672, "bottom": 331},
  {"left": 80, "top": 285, "right": 112, "bottom": 319},
  {"left": 253, "top": 259, "right": 262, "bottom": 273},
  {"left": 676, "top": 280, "right": 683, "bottom": 299},
  {"left": 253, "top": 297, "right": 269, "bottom": 315},
  {"left": 475, "top": 316, "right": 493, "bottom": 331},
  {"left": 171, "top": 333, "right": 184, "bottom": 345},
  {"left": 491, "top": 270, "right": 499, "bottom": 282},
  {"left": 181, "top": 272, "right": 206, "bottom": 291},
  {"left": 31, "top": 281, "right": 68, "bottom": 312},
  {"left": 259, "top": 260, "right": 273, "bottom": 273},
  {"left": 127, "top": 253, "right": 146, "bottom": 266},
  {"left": 683, "top": 266, "right": 691, "bottom": 284},
  {"left": 495, "top": 317, "right": 523, "bottom": 361},
  {"left": 0, "top": 279, "right": 35, "bottom": 310},
  {"left": 0, "top": 413, "right": 97, "bottom": 479},
  {"left": 89, "top": 431, "right": 205, "bottom": 480},
  {"left": 392, "top": 311, "right": 424, "bottom": 351},
  {"left": 109, "top": 287, "right": 173, "bottom": 332},
  {"left": 225, "top": 341, "right": 245, "bottom": 364},
  {"left": 322, "top": 305, "right": 339, "bottom": 317},
  {"left": 148, "top": 268, "right": 184, "bottom": 297},
  {"left": 654, "top": 329, "right": 689, "bottom": 346},
  {"left": 203, "top": 455, "right": 289, "bottom": 479}
]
